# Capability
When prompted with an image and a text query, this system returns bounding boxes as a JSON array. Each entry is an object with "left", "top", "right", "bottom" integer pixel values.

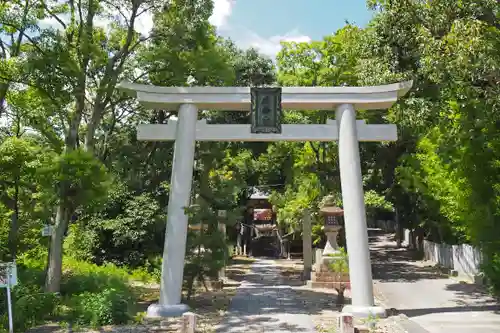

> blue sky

[
  {"left": 37, "top": 0, "right": 374, "bottom": 60},
  {"left": 210, "top": 0, "right": 374, "bottom": 58}
]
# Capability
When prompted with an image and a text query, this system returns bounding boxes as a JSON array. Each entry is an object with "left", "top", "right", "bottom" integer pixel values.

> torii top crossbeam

[{"left": 117, "top": 81, "right": 412, "bottom": 111}]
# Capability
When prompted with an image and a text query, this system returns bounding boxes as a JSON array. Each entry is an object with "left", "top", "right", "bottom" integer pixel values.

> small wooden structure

[{"left": 233, "top": 188, "right": 280, "bottom": 257}]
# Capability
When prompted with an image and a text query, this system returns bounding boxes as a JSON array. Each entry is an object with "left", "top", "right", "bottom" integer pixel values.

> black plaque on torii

[{"left": 250, "top": 87, "right": 282, "bottom": 134}]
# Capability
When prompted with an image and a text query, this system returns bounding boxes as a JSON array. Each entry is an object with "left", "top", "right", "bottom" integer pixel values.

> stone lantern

[
  {"left": 319, "top": 205, "right": 344, "bottom": 262},
  {"left": 307, "top": 203, "right": 349, "bottom": 292}
]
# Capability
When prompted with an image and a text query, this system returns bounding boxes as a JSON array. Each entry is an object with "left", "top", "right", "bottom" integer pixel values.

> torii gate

[{"left": 118, "top": 81, "right": 412, "bottom": 318}]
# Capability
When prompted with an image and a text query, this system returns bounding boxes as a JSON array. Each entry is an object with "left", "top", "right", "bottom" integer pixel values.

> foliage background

[{"left": 0, "top": 0, "right": 499, "bottom": 330}]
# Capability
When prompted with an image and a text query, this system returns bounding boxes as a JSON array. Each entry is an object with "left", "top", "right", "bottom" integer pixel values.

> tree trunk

[
  {"left": 0, "top": 83, "right": 9, "bottom": 119},
  {"left": 84, "top": 3, "right": 140, "bottom": 152},
  {"left": 335, "top": 287, "right": 345, "bottom": 306},
  {"left": 276, "top": 228, "right": 285, "bottom": 258},
  {"left": 7, "top": 177, "right": 20, "bottom": 260},
  {"left": 45, "top": 203, "right": 70, "bottom": 293},
  {"left": 45, "top": 61, "right": 85, "bottom": 291},
  {"left": 8, "top": 213, "right": 18, "bottom": 260}
]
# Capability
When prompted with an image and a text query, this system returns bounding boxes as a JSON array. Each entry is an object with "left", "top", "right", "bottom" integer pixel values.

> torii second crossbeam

[{"left": 137, "top": 119, "right": 397, "bottom": 142}]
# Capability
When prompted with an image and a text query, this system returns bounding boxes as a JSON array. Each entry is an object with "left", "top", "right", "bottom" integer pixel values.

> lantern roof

[{"left": 319, "top": 206, "right": 344, "bottom": 216}]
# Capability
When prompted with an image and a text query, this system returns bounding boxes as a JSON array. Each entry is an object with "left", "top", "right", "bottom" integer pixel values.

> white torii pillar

[
  {"left": 146, "top": 103, "right": 198, "bottom": 317},
  {"left": 118, "top": 81, "right": 412, "bottom": 318},
  {"left": 336, "top": 104, "right": 383, "bottom": 317}
]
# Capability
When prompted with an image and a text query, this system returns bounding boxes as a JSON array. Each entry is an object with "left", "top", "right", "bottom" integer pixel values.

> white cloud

[
  {"left": 134, "top": 11, "right": 153, "bottom": 37},
  {"left": 209, "top": 0, "right": 234, "bottom": 29},
  {"left": 208, "top": 0, "right": 311, "bottom": 59},
  {"left": 231, "top": 28, "right": 312, "bottom": 59}
]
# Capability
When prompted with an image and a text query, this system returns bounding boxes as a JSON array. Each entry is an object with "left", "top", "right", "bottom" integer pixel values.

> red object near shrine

[{"left": 253, "top": 209, "right": 273, "bottom": 221}]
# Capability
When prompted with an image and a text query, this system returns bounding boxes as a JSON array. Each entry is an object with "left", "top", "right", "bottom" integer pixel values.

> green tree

[
  {"left": 0, "top": 137, "right": 45, "bottom": 260},
  {"left": 361, "top": 0, "right": 500, "bottom": 289}
]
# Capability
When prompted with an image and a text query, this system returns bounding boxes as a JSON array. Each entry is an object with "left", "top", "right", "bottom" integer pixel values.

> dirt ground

[
  {"left": 27, "top": 256, "right": 408, "bottom": 333},
  {"left": 274, "top": 258, "right": 407, "bottom": 333}
]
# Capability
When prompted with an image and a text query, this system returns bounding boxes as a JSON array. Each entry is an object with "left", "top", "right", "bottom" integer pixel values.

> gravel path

[{"left": 216, "top": 259, "right": 317, "bottom": 333}]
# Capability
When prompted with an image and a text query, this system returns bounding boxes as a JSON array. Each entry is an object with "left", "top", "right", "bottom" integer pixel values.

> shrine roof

[{"left": 249, "top": 188, "right": 270, "bottom": 200}]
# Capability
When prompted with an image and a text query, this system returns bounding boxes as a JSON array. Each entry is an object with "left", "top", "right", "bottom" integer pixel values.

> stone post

[
  {"left": 147, "top": 104, "right": 198, "bottom": 317},
  {"left": 218, "top": 217, "right": 227, "bottom": 280},
  {"left": 236, "top": 223, "right": 242, "bottom": 255},
  {"left": 314, "top": 248, "right": 323, "bottom": 271},
  {"left": 302, "top": 209, "right": 313, "bottom": 280},
  {"left": 181, "top": 312, "right": 196, "bottom": 333},
  {"left": 336, "top": 103, "right": 385, "bottom": 318},
  {"left": 337, "top": 313, "right": 354, "bottom": 333}
]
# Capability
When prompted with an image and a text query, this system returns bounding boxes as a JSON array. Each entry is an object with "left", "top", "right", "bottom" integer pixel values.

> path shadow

[
  {"left": 371, "top": 236, "right": 449, "bottom": 282},
  {"left": 445, "top": 282, "right": 500, "bottom": 306},
  {"left": 226, "top": 268, "right": 248, "bottom": 282},
  {"left": 216, "top": 286, "right": 349, "bottom": 333},
  {"left": 399, "top": 304, "right": 500, "bottom": 317},
  {"left": 446, "top": 281, "right": 492, "bottom": 299},
  {"left": 372, "top": 233, "right": 500, "bottom": 323}
]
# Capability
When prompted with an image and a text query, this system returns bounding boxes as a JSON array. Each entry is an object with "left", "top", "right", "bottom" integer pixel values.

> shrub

[
  {"left": 0, "top": 283, "right": 60, "bottom": 332},
  {"left": 0, "top": 204, "right": 10, "bottom": 261},
  {"left": 60, "top": 257, "right": 130, "bottom": 295},
  {"left": 129, "top": 255, "right": 161, "bottom": 284},
  {"left": 129, "top": 266, "right": 160, "bottom": 284},
  {"left": 327, "top": 247, "right": 350, "bottom": 306},
  {"left": 70, "top": 288, "right": 132, "bottom": 327},
  {"left": 482, "top": 251, "right": 500, "bottom": 295},
  {"left": 0, "top": 260, "right": 58, "bottom": 332},
  {"left": 3, "top": 254, "right": 158, "bottom": 331}
]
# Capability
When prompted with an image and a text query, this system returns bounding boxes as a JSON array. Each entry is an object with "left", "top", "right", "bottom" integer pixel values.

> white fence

[
  {"left": 399, "top": 229, "right": 482, "bottom": 279},
  {"left": 423, "top": 240, "right": 482, "bottom": 279},
  {"left": 369, "top": 223, "right": 483, "bottom": 279}
]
